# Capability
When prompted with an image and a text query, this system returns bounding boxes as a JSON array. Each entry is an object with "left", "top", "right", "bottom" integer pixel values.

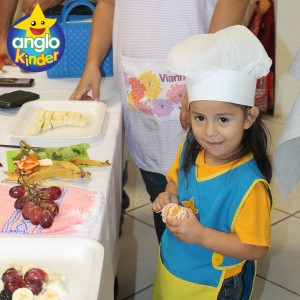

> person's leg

[
  {"left": 119, "top": 136, "right": 130, "bottom": 237},
  {"left": 139, "top": 169, "right": 167, "bottom": 243},
  {"left": 119, "top": 160, "right": 130, "bottom": 237},
  {"left": 217, "top": 269, "right": 245, "bottom": 300}
]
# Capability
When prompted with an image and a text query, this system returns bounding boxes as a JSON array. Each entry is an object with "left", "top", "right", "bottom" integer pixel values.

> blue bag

[{"left": 47, "top": 0, "right": 113, "bottom": 78}]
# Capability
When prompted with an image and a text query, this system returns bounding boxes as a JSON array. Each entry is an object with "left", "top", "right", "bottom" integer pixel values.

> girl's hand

[
  {"left": 166, "top": 208, "right": 203, "bottom": 244},
  {"left": 152, "top": 191, "right": 178, "bottom": 213}
]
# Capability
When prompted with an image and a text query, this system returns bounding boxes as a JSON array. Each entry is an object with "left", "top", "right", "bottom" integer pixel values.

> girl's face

[{"left": 189, "top": 100, "right": 257, "bottom": 165}]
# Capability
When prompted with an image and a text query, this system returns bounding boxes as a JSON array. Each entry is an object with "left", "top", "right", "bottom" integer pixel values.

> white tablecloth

[{"left": 0, "top": 66, "right": 122, "bottom": 300}]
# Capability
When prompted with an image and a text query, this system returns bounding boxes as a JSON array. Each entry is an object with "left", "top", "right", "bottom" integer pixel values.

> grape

[
  {"left": 14, "top": 195, "right": 29, "bottom": 210},
  {"left": 8, "top": 185, "right": 25, "bottom": 199},
  {"left": 41, "top": 186, "right": 62, "bottom": 201},
  {"left": 39, "top": 210, "right": 54, "bottom": 228},
  {"left": 42, "top": 200, "right": 59, "bottom": 216},
  {"left": 31, "top": 196, "right": 41, "bottom": 206},
  {"left": 2, "top": 268, "right": 22, "bottom": 283},
  {"left": 24, "top": 279, "right": 43, "bottom": 295},
  {"left": 0, "top": 290, "right": 12, "bottom": 300},
  {"left": 21, "top": 202, "right": 35, "bottom": 220},
  {"left": 4, "top": 277, "right": 24, "bottom": 293},
  {"left": 24, "top": 268, "right": 48, "bottom": 284},
  {"left": 9, "top": 184, "right": 61, "bottom": 228},
  {"left": 29, "top": 206, "right": 43, "bottom": 225}
]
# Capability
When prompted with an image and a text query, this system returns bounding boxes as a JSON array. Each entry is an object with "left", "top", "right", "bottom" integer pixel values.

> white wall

[{"left": 274, "top": 0, "right": 300, "bottom": 120}]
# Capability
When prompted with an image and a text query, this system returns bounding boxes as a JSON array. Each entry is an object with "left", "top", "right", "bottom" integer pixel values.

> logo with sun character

[{"left": 7, "top": 3, "right": 65, "bottom": 72}]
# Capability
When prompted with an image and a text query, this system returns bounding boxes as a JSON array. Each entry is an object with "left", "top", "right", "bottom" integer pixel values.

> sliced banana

[
  {"left": 44, "top": 275, "right": 67, "bottom": 298},
  {"left": 51, "top": 117, "right": 65, "bottom": 128},
  {"left": 12, "top": 287, "right": 34, "bottom": 300},
  {"left": 29, "top": 109, "right": 87, "bottom": 135},
  {"left": 42, "top": 119, "right": 53, "bottom": 132},
  {"left": 29, "top": 121, "right": 43, "bottom": 135},
  {"left": 39, "top": 290, "right": 60, "bottom": 300},
  {"left": 21, "top": 264, "right": 37, "bottom": 276},
  {"left": 44, "top": 110, "right": 54, "bottom": 120},
  {"left": 5, "top": 262, "right": 22, "bottom": 271},
  {"left": 34, "top": 109, "right": 45, "bottom": 121}
]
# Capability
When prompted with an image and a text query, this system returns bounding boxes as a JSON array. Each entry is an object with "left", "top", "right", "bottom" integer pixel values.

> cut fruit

[
  {"left": 44, "top": 275, "right": 67, "bottom": 298},
  {"left": 39, "top": 290, "right": 60, "bottom": 300},
  {"left": 29, "top": 109, "right": 87, "bottom": 135},
  {"left": 12, "top": 287, "right": 34, "bottom": 300},
  {"left": 161, "top": 203, "right": 189, "bottom": 223}
]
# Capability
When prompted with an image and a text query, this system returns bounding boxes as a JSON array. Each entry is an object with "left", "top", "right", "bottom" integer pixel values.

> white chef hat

[{"left": 166, "top": 25, "right": 272, "bottom": 107}]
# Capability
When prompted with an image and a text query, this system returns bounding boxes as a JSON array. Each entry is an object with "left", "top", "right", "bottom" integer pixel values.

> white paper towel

[{"left": 273, "top": 94, "right": 300, "bottom": 196}]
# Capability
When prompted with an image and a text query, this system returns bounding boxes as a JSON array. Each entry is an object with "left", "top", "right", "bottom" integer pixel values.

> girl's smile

[{"left": 189, "top": 100, "right": 257, "bottom": 165}]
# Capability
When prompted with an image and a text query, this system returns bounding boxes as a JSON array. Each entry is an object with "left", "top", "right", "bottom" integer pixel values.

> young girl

[{"left": 152, "top": 25, "right": 273, "bottom": 300}]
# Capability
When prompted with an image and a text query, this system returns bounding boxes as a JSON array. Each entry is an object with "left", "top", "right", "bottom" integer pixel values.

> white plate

[
  {"left": 0, "top": 236, "right": 104, "bottom": 300},
  {"left": 7, "top": 100, "right": 107, "bottom": 141}
]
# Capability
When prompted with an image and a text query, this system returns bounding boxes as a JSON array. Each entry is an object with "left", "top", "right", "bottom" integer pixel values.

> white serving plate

[
  {"left": 7, "top": 100, "right": 107, "bottom": 141},
  {"left": 0, "top": 236, "right": 104, "bottom": 300}
]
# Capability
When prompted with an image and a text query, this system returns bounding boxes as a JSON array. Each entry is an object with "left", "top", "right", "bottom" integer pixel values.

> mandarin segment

[{"left": 161, "top": 203, "right": 189, "bottom": 223}]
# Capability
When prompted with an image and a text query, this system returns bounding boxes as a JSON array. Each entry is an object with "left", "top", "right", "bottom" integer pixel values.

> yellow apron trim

[{"left": 153, "top": 254, "right": 221, "bottom": 300}]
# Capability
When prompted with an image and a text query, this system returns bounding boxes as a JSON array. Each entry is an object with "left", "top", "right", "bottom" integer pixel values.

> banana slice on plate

[
  {"left": 29, "top": 109, "right": 88, "bottom": 135},
  {"left": 12, "top": 288, "right": 34, "bottom": 300},
  {"left": 39, "top": 290, "right": 60, "bottom": 300},
  {"left": 34, "top": 109, "right": 45, "bottom": 121},
  {"left": 21, "top": 264, "right": 37, "bottom": 276},
  {"left": 44, "top": 275, "right": 67, "bottom": 298},
  {"left": 29, "top": 121, "right": 43, "bottom": 135}
]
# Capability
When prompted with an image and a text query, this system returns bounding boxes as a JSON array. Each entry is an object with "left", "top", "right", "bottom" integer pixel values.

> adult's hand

[
  {"left": 22, "top": 0, "right": 63, "bottom": 15},
  {"left": 0, "top": 40, "right": 14, "bottom": 65},
  {"left": 180, "top": 93, "right": 190, "bottom": 130},
  {"left": 69, "top": 66, "right": 102, "bottom": 100}
]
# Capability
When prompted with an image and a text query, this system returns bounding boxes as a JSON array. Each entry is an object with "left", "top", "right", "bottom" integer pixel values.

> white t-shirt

[{"left": 113, "top": 0, "right": 218, "bottom": 175}]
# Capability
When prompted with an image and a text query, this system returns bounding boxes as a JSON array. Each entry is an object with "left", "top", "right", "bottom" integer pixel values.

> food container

[{"left": 0, "top": 236, "right": 104, "bottom": 300}]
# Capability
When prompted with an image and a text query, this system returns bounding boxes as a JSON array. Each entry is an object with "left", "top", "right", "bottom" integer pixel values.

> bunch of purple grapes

[
  {"left": 9, "top": 185, "right": 62, "bottom": 228},
  {"left": 1, "top": 267, "right": 48, "bottom": 297}
]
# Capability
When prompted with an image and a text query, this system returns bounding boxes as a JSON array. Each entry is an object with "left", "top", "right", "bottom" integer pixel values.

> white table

[{"left": 0, "top": 66, "right": 122, "bottom": 300}]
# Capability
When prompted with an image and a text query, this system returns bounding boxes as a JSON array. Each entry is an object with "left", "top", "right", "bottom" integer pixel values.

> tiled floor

[{"left": 116, "top": 115, "right": 300, "bottom": 300}]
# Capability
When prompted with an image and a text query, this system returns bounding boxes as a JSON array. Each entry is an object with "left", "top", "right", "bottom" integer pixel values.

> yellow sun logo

[{"left": 13, "top": 3, "right": 56, "bottom": 38}]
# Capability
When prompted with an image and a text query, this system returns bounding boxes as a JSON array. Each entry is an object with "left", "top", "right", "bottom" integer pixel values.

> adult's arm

[
  {"left": 22, "top": 0, "right": 64, "bottom": 15},
  {"left": 209, "top": 0, "right": 250, "bottom": 33},
  {"left": 70, "top": 0, "right": 115, "bottom": 100},
  {"left": 0, "top": 0, "right": 18, "bottom": 65}
]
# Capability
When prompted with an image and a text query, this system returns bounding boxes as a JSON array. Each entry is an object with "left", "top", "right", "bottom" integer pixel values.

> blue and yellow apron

[{"left": 153, "top": 148, "right": 271, "bottom": 299}]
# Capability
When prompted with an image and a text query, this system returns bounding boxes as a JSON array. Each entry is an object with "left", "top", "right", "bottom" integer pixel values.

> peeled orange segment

[
  {"left": 161, "top": 203, "right": 188, "bottom": 223},
  {"left": 14, "top": 156, "right": 40, "bottom": 175}
]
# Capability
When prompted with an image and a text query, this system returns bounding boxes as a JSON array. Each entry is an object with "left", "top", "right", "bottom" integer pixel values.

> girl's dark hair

[{"left": 182, "top": 107, "right": 273, "bottom": 183}]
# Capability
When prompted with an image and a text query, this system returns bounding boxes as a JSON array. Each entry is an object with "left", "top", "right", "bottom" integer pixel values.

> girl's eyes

[
  {"left": 219, "top": 117, "right": 229, "bottom": 123},
  {"left": 195, "top": 115, "right": 205, "bottom": 121},
  {"left": 194, "top": 116, "right": 229, "bottom": 123}
]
